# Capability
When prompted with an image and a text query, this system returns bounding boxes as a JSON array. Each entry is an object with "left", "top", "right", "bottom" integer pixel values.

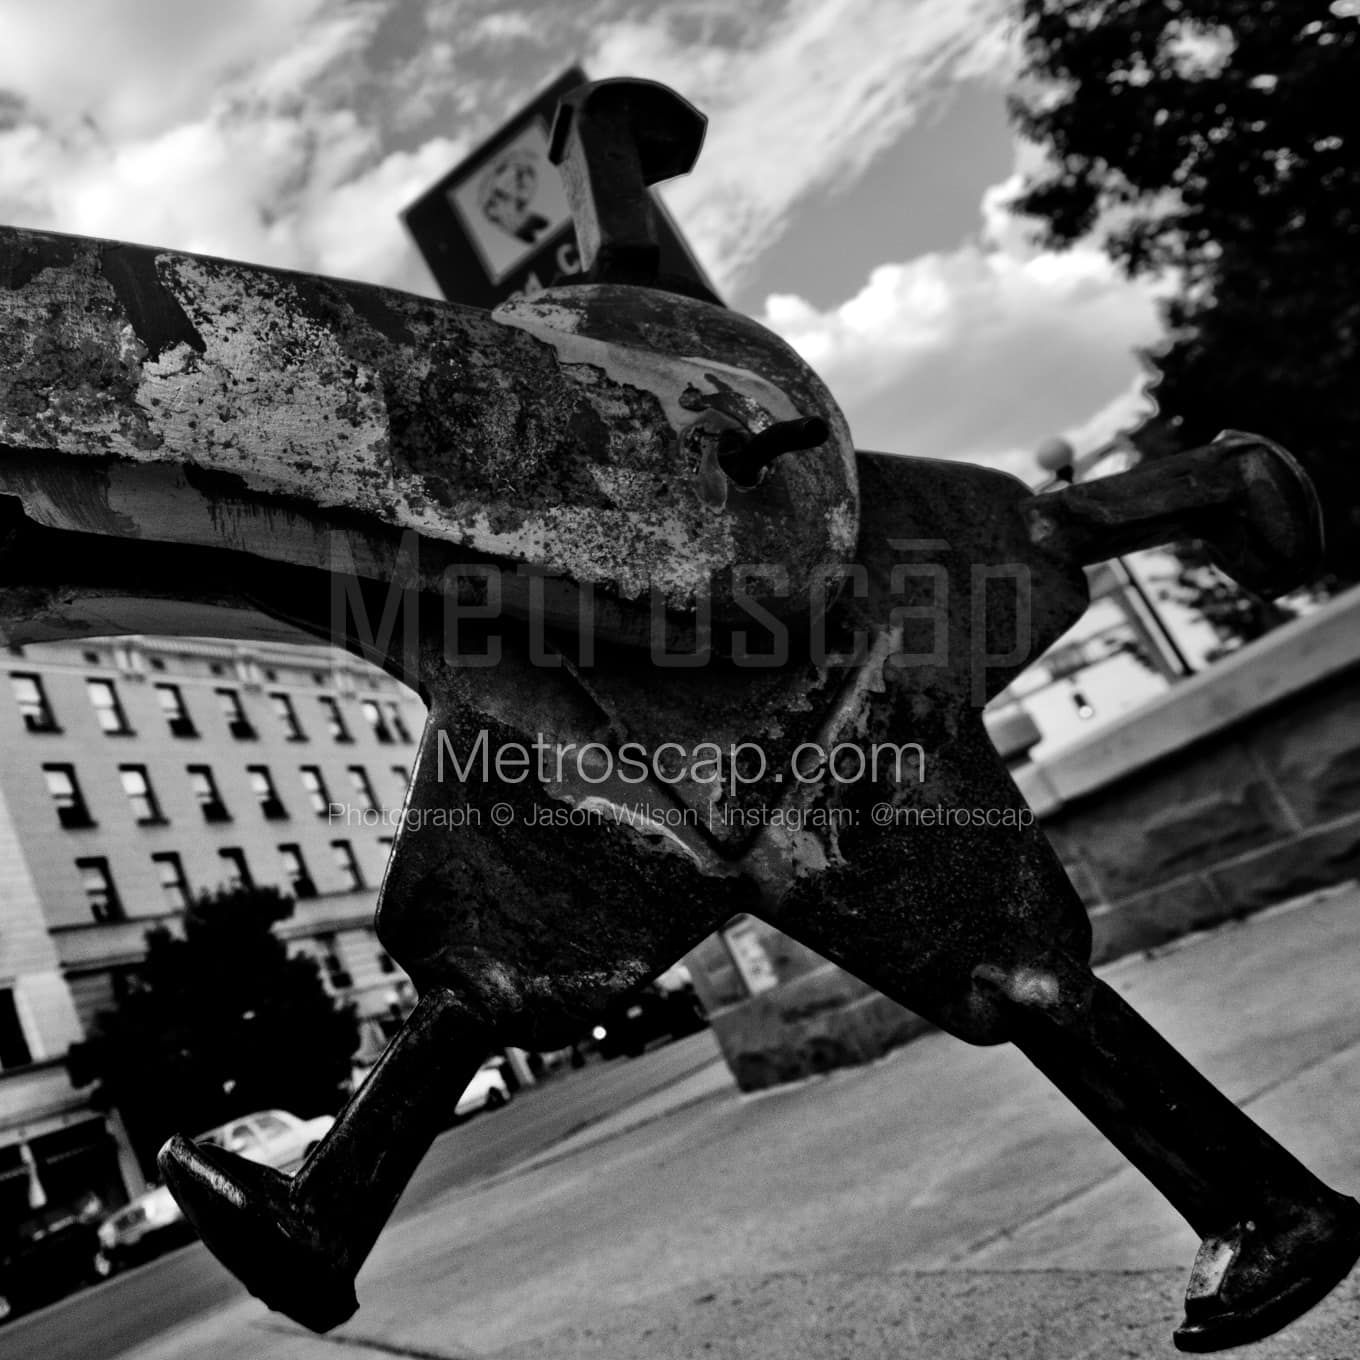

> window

[
  {"left": 271, "top": 692, "right": 306, "bottom": 741},
  {"left": 247, "top": 766, "right": 287, "bottom": 820},
  {"left": 155, "top": 683, "right": 197, "bottom": 737},
  {"left": 371, "top": 928, "right": 396, "bottom": 975},
  {"left": 361, "top": 700, "right": 393, "bottom": 744},
  {"left": 384, "top": 702, "right": 413, "bottom": 744},
  {"left": 317, "top": 933, "right": 353, "bottom": 990},
  {"left": 347, "top": 766, "right": 376, "bottom": 811},
  {"left": 390, "top": 765, "right": 410, "bottom": 804},
  {"left": 331, "top": 840, "right": 364, "bottom": 891},
  {"left": 87, "top": 678, "right": 132, "bottom": 734},
  {"left": 318, "top": 697, "right": 352, "bottom": 743},
  {"left": 11, "top": 673, "right": 59, "bottom": 732},
  {"left": 218, "top": 848, "right": 252, "bottom": 891},
  {"left": 278, "top": 844, "right": 317, "bottom": 898},
  {"left": 151, "top": 852, "right": 190, "bottom": 909},
  {"left": 119, "top": 766, "right": 165, "bottom": 824},
  {"left": 217, "top": 688, "right": 256, "bottom": 740},
  {"left": 0, "top": 990, "right": 33, "bottom": 1071},
  {"left": 224, "top": 1122, "right": 264, "bottom": 1157},
  {"left": 148, "top": 657, "right": 166, "bottom": 672},
  {"left": 44, "top": 764, "right": 94, "bottom": 829},
  {"left": 76, "top": 857, "right": 123, "bottom": 923},
  {"left": 187, "top": 766, "right": 230, "bottom": 822},
  {"left": 299, "top": 766, "right": 331, "bottom": 817}
]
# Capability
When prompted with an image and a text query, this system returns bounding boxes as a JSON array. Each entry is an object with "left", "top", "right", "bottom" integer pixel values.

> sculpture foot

[
  {"left": 158, "top": 1134, "right": 358, "bottom": 1333},
  {"left": 1173, "top": 1195, "right": 1360, "bottom": 1352}
]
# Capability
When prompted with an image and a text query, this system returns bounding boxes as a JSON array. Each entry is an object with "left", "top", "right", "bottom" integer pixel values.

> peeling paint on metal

[{"left": 0, "top": 225, "right": 859, "bottom": 625}]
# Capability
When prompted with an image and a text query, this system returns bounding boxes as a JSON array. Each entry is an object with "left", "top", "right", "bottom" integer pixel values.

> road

[{"left": 0, "top": 1031, "right": 722, "bottom": 1360}]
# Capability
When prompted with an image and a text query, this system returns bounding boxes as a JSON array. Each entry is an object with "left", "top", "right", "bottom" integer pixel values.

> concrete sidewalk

[{"left": 113, "top": 881, "right": 1360, "bottom": 1359}]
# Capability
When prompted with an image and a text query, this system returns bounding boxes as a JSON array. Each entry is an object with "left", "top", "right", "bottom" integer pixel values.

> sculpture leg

[
  {"left": 159, "top": 988, "right": 490, "bottom": 1332},
  {"left": 975, "top": 954, "right": 1360, "bottom": 1353},
  {"left": 763, "top": 690, "right": 1360, "bottom": 1351}
]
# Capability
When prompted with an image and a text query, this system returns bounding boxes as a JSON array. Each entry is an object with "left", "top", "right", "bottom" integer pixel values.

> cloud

[
  {"left": 0, "top": 0, "right": 341, "bottom": 139},
  {"left": 758, "top": 165, "right": 1169, "bottom": 477},
  {"left": 589, "top": 0, "right": 1016, "bottom": 289},
  {"left": 0, "top": 0, "right": 466, "bottom": 290},
  {"left": 0, "top": 0, "right": 1163, "bottom": 473},
  {"left": 0, "top": 0, "right": 1025, "bottom": 298},
  {"left": 0, "top": 100, "right": 466, "bottom": 290}
]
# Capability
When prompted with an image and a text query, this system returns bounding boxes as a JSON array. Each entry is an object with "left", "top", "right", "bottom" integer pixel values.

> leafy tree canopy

[
  {"left": 1010, "top": 1, "right": 1360, "bottom": 581},
  {"left": 68, "top": 885, "right": 358, "bottom": 1175}
]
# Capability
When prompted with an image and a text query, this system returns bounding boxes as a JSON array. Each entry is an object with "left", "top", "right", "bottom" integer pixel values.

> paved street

[
  {"left": 0, "top": 1032, "right": 724, "bottom": 1360},
  {"left": 11, "top": 882, "right": 1360, "bottom": 1360}
]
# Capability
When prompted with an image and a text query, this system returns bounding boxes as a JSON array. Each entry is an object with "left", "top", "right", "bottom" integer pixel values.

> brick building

[{"left": 0, "top": 635, "right": 427, "bottom": 1219}]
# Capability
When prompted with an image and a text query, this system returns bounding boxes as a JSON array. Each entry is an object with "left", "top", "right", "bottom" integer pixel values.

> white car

[
  {"left": 452, "top": 1059, "right": 511, "bottom": 1120},
  {"left": 193, "top": 1108, "right": 335, "bottom": 1173},
  {"left": 95, "top": 1184, "right": 194, "bottom": 1277}
]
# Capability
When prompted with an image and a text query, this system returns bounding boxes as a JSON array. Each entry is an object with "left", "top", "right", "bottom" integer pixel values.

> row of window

[
  {"left": 75, "top": 838, "right": 375, "bottom": 921},
  {"left": 313, "top": 930, "right": 398, "bottom": 993},
  {"left": 77, "top": 648, "right": 371, "bottom": 692},
  {"left": 11, "top": 673, "right": 414, "bottom": 745},
  {"left": 43, "top": 761, "right": 410, "bottom": 830}
]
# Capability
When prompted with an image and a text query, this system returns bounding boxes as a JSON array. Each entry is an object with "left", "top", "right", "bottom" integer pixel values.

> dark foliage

[
  {"left": 1010, "top": 1, "right": 1360, "bottom": 581},
  {"left": 67, "top": 886, "right": 358, "bottom": 1176}
]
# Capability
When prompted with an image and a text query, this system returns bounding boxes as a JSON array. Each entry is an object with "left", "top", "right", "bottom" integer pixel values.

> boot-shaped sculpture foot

[
  {"left": 1174, "top": 1195, "right": 1360, "bottom": 1352},
  {"left": 974, "top": 957, "right": 1360, "bottom": 1353},
  {"left": 159, "top": 1134, "right": 359, "bottom": 1332},
  {"left": 159, "top": 988, "right": 490, "bottom": 1332}
]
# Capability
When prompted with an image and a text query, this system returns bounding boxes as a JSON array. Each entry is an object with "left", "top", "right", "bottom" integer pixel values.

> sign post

[{"left": 402, "top": 66, "right": 718, "bottom": 307}]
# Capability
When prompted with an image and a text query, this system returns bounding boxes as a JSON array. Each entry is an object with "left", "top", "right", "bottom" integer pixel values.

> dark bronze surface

[{"left": 0, "top": 76, "right": 1351, "bottom": 1356}]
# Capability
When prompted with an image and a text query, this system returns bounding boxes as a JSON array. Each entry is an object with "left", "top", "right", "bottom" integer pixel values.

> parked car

[
  {"left": 0, "top": 1195, "right": 104, "bottom": 1324},
  {"left": 94, "top": 1183, "right": 195, "bottom": 1278},
  {"left": 590, "top": 981, "right": 708, "bottom": 1059},
  {"left": 450, "top": 1058, "right": 512, "bottom": 1122},
  {"left": 193, "top": 1108, "right": 335, "bottom": 1173}
]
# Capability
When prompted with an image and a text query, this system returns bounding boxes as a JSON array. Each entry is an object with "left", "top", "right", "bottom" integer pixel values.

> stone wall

[
  {"left": 1015, "top": 586, "right": 1360, "bottom": 962},
  {"left": 686, "top": 587, "right": 1360, "bottom": 1091},
  {"left": 686, "top": 919, "right": 928, "bottom": 1092}
]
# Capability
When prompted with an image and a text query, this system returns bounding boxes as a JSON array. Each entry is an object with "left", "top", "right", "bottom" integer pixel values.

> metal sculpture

[{"left": 0, "top": 78, "right": 1353, "bottom": 1354}]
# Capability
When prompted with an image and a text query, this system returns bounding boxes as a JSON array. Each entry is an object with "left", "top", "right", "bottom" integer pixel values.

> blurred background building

[{"left": 0, "top": 636, "right": 425, "bottom": 1219}]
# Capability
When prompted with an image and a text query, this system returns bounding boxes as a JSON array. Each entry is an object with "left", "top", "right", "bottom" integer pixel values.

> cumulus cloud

[
  {"left": 758, "top": 165, "right": 1169, "bottom": 476},
  {"left": 590, "top": 0, "right": 1017, "bottom": 290},
  {"left": 0, "top": 0, "right": 1027, "bottom": 297},
  {"left": 0, "top": 0, "right": 341, "bottom": 139},
  {"left": 0, "top": 0, "right": 466, "bottom": 290}
]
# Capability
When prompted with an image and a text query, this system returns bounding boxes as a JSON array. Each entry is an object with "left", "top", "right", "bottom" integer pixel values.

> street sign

[
  {"left": 723, "top": 918, "right": 780, "bottom": 996},
  {"left": 402, "top": 66, "right": 718, "bottom": 308}
]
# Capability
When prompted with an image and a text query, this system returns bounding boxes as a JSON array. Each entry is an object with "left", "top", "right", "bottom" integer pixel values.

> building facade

[{"left": 0, "top": 635, "right": 427, "bottom": 1219}]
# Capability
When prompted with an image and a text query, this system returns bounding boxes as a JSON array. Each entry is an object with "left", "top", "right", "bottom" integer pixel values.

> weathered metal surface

[
  {"left": 153, "top": 441, "right": 1359, "bottom": 1353},
  {"left": 0, "top": 226, "right": 856, "bottom": 627},
  {"left": 3, "top": 75, "right": 1354, "bottom": 1359},
  {"left": 548, "top": 78, "right": 707, "bottom": 289},
  {"left": 1020, "top": 429, "right": 1325, "bottom": 596}
]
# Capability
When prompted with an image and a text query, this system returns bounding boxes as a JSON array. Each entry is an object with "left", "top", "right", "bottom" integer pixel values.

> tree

[
  {"left": 68, "top": 886, "right": 359, "bottom": 1176},
  {"left": 1009, "top": 1, "right": 1360, "bottom": 582}
]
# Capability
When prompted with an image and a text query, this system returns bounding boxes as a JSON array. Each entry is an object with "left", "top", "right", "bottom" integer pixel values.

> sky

[{"left": 0, "top": 0, "right": 1172, "bottom": 481}]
